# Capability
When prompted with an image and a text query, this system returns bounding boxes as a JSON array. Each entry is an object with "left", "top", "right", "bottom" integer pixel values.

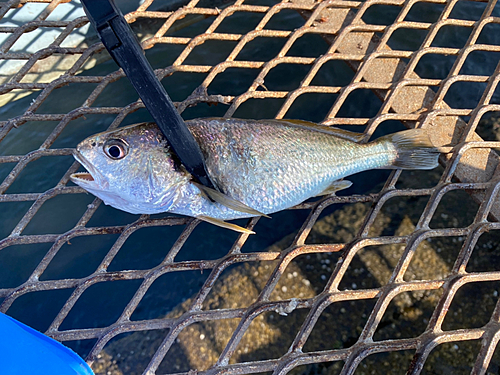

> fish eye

[{"left": 103, "top": 139, "right": 129, "bottom": 160}]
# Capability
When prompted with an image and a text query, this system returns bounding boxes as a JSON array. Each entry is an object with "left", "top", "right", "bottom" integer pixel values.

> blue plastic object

[{"left": 0, "top": 313, "right": 94, "bottom": 375}]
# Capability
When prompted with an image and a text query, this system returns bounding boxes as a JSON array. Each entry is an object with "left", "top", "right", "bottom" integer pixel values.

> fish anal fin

[
  {"left": 192, "top": 182, "right": 271, "bottom": 218},
  {"left": 315, "top": 180, "right": 353, "bottom": 197},
  {"left": 198, "top": 215, "right": 255, "bottom": 234}
]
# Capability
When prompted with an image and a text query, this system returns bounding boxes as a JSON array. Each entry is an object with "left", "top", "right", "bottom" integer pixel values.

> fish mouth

[
  {"left": 70, "top": 150, "right": 107, "bottom": 190},
  {"left": 71, "top": 172, "right": 94, "bottom": 182}
]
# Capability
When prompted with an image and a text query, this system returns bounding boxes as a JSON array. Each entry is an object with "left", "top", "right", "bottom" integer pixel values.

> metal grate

[{"left": 1, "top": 0, "right": 500, "bottom": 374}]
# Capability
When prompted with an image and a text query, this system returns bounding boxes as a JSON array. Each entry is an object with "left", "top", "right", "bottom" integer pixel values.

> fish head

[{"left": 70, "top": 123, "right": 190, "bottom": 214}]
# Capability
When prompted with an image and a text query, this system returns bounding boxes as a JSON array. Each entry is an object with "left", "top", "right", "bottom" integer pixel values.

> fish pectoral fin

[
  {"left": 192, "top": 182, "right": 271, "bottom": 218},
  {"left": 198, "top": 216, "right": 255, "bottom": 234},
  {"left": 315, "top": 180, "right": 353, "bottom": 197}
]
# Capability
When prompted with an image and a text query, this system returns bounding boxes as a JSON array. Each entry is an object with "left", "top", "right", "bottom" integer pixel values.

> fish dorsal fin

[
  {"left": 315, "top": 180, "right": 353, "bottom": 197},
  {"left": 192, "top": 182, "right": 271, "bottom": 218},
  {"left": 198, "top": 215, "right": 255, "bottom": 234},
  {"left": 266, "top": 119, "right": 365, "bottom": 143}
]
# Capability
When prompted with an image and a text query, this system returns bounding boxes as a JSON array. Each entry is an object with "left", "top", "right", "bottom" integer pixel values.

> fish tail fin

[{"left": 377, "top": 129, "right": 440, "bottom": 170}]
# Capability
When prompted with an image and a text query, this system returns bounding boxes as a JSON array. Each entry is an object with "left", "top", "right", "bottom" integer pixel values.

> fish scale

[
  {"left": 188, "top": 119, "right": 379, "bottom": 216},
  {"left": 70, "top": 118, "right": 440, "bottom": 233}
]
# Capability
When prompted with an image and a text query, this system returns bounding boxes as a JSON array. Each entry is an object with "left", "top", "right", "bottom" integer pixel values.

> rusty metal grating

[{"left": 1, "top": 0, "right": 500, "bottom": 374}]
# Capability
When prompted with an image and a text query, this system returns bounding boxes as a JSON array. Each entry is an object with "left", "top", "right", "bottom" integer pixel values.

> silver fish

[{"left": 70, "top": 118, "right": 439, "bottom": 233}]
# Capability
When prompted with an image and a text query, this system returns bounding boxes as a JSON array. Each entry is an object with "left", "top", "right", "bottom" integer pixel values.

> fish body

[{"left": 70, "top": 118, "right": 439, "bottom": 228}]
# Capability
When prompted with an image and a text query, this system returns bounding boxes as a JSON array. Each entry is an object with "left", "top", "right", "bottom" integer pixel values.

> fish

[{"left": 70, "top": 118, "right": 440, "bottom": 234}]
